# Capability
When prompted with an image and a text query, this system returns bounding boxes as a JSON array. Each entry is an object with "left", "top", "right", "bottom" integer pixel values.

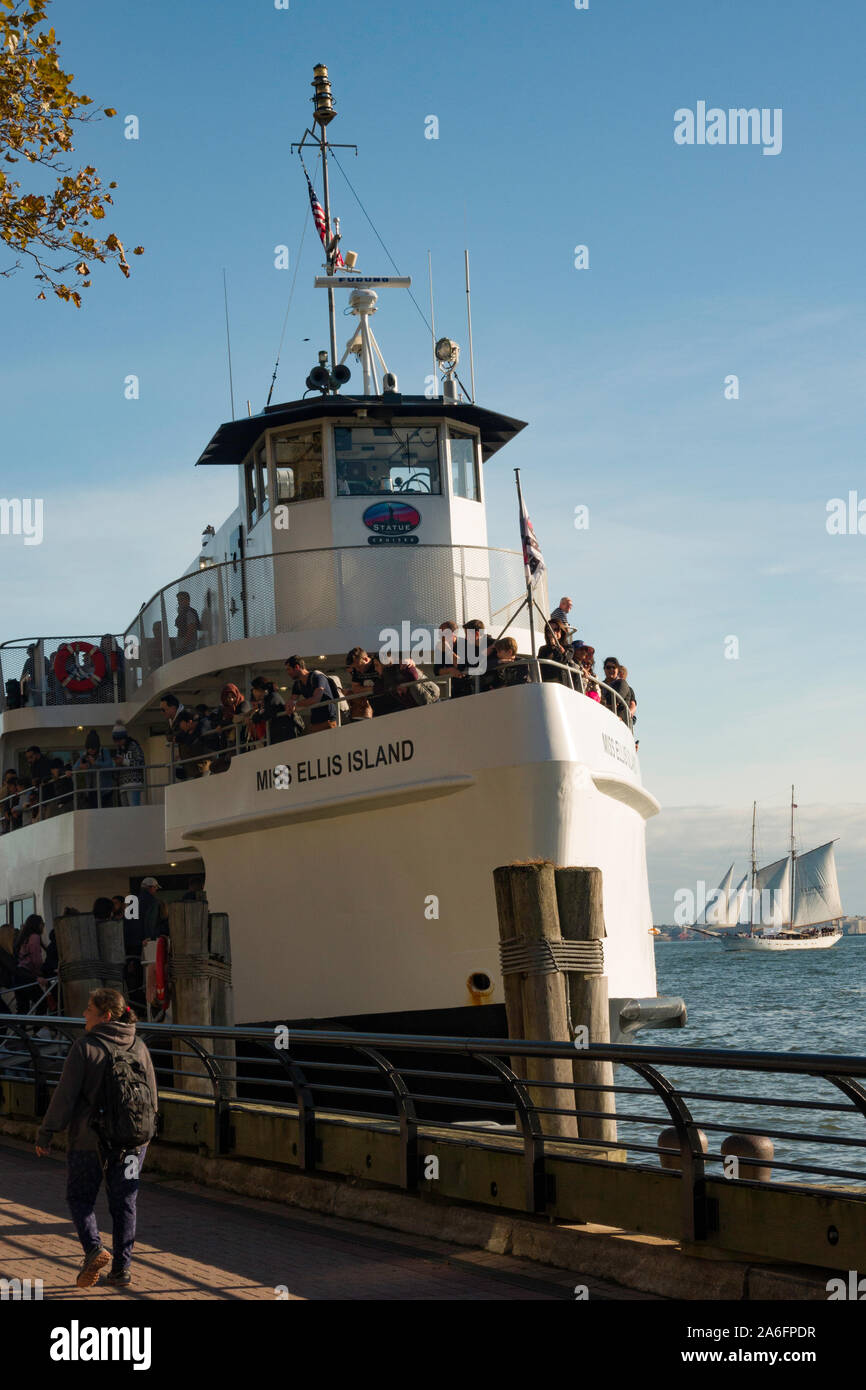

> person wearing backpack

[
  {"left": 284, "top": 655, "right": 339, "bottom": 732},
  {"left": 35, "top": 987, "right": 158, "bottom": 1289}
]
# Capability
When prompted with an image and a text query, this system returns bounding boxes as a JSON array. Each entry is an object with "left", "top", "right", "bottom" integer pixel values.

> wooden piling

[
  {"left": 54, "top": 915, "right": 124, "bottom": 1018},
  {"left": 554, "top": 867, "right": 617, "bottom": 1145},
  {"left": 208, "top": 911, "right": 236, "bottom": 1098},
  {"left": 493, "top": 863, "right": 578, "bottom": 1139},
  {"left": 492, "top": 868, "right": 525, "bottom": 1079},
  {"left": 168, "top": 901, "right": 235, "bottom": 1099},
  {"left": 169, "top": 901, "right": 213, "bottom": 1096}
]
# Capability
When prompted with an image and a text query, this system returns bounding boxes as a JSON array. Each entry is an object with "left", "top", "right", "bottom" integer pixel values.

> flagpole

[
  {"left": 514, "top": 468, "right": 537, "bottom": 658},
  {"left": 311, "top": 65, "right": 339, "bottom": 374}
]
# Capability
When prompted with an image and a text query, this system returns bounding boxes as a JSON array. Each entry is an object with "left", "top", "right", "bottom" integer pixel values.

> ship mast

[
  {"left": 312, "top": 65, "right": 339, "bottom": 373},
  {"left": 795, "top": 789, "right": 800, "bottom": 928},
  {"left": 749, "top": 800, "right": 757, "bottom": 937},
  {"left": 292, "top": 65, "right": 357, "bottom": 386}
]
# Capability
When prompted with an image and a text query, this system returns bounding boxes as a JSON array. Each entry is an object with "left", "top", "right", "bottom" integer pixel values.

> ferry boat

[{"left": 0, "top": 67, "right": 685, "bottom": 1044}]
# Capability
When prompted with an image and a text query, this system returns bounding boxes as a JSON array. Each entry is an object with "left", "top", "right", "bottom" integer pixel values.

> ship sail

[
  {"left": 792, "top": 841, "right": 842, "bottom": 927},
  {"left": 754, "top": 854, "right": 790, "bottom": 930},
  {"left": 695, "top": 865, "right": 734, "bottom": 925},
  {"left": 727, "top": 873, "right": 749, "bottom": 926}
]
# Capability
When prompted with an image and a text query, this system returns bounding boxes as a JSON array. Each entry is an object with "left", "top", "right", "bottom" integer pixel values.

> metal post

[
  {"left": 319, "top": 133, "right": 339, "bottom": 374},
  {"left": 464, "top": 249, "right": 476, "bottom": 403}
]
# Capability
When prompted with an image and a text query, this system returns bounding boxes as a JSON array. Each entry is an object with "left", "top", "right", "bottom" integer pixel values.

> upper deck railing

[
  {"left": 0, "top": 661, "right": 634, "bottom": 832},
  {"left": 0, "top": 544, "right": 545, "bottom": 711}
]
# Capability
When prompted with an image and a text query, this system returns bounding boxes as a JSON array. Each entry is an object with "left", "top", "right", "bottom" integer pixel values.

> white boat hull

[
  {"left": 164, "top": 681, "right": 661, "bottom": 1025},
  {"left": 722, "top": 932, "right": 842, "bottom": 952}
]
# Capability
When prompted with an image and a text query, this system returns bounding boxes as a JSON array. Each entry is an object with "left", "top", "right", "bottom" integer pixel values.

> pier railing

[{"left": 1, "top": 1016, "right": 863, "bottom": 1266}]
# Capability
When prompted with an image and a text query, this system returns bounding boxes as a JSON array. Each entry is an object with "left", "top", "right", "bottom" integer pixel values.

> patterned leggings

[{"left": 66, "top": 1146, "right": 147, "bottom": 1269}]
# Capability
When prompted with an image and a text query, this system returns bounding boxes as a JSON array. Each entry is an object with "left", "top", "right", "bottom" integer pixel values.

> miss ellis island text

[{"left": 257, "top": 739, "right": 415, "bottom": 790}]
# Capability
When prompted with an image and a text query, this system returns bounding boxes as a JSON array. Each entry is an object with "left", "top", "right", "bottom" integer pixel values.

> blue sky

[{"left": 2, "top": 0, "right": 864, "bottom": 916}]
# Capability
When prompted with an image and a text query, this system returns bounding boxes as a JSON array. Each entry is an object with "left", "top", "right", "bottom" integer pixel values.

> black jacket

[{"left": 36, "top": 1019, "right": 157, "bottom": 1152}]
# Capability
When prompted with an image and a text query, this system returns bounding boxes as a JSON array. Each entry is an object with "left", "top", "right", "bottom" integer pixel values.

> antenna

[
  {"left": 428, "top": 250, "right": 438, "bottom": 398},
  {"left": 292, "top": 65, "right": 358, "bottom": 392},
  {"left": 464, "top": 249, "right": 476, "bottom": 403},
  {"left": 223, "top": 269, "right": 235, "bottom": 421}
]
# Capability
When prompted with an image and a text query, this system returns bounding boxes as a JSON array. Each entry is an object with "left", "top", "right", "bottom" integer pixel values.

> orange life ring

[
  {"left": 155, "top": 935, "right": 169, "bottom": 1004},
  {"left": 53, "top": 640, "right": 106, "bottom": 694}
]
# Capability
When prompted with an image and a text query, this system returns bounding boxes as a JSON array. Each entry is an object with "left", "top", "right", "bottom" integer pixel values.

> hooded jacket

[{"left": 36, "top": 1018, "right": 157, "bottom": 1152}]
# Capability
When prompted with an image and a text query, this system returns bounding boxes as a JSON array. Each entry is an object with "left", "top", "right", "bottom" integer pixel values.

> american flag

[
  {"left": 304, "top": 168, "right": 345, "bottom": 268},
  {"left": 519, "top": 489, "right": 545, "bottom": 588}
]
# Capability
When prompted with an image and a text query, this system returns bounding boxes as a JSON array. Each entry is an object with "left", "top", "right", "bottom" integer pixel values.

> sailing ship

[
  {"left": 693, "top": 791, "right": 843, "bottom": 951},
  {"left": 0, "top": 66, "right": 687, "bottom": 1041}
]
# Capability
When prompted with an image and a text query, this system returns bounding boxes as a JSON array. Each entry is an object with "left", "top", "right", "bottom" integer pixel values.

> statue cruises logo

[
  {"left": 362, "top": 501, "right": 421, "bottom": 546},
  {"left": 674, "top": 103, "right": 783, "bottom": 156}
]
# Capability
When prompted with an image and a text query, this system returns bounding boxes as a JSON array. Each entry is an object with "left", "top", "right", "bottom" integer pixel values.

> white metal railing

[
  {"left": 0, "top": 545, "right": 544, "bottom": 711},
  {"left": 0, "top": 661, "right": 633, "bottom": 835}
]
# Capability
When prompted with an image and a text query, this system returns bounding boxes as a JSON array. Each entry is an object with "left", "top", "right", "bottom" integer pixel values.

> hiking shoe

[
  {"left": 104, "top": 1268, "right": 132, "bottom": 1286},
  {"left": 76, "top": 1246, "right": 110, "bottom": 1288}
]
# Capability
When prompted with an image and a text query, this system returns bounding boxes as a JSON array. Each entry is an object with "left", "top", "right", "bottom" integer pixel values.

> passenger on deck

[
  {"left": 43, "top": 759, "right": 74, "bottom": 817},
  {"left": 20, "top": 644, "right": 50, "bottom": 705},
  {"left": 174, "top": 710, "right": 211, "bottom": 775},
  {"left": 111, "top": 724, "right": 145, "bottom": 806},
  {"left": 248, "top": 678, "right": 301, "bottom": 744},
  {"left": 99, "top": 635, "right": 125, "bottom": 701},
  {"left": 447, "top": 619, "right": 491, "bottom": 698},
  {"left": 212, "top": 683, "right": 250, "bottom": 756},
  {"left": 24, "top": 745, "right": 53, "bottom": 814},
  {"left": 434, "top": 621, "right": 460, "bottom": 681},
  {"left": 160, "top": 693, "right": 190, "bottom": 774},
  {"left": 139, "top": 877, "right": 169, "bottom": 955},
  {"left": 174, "top": 591, "right": 201, "bottom": 656},
  {"left": 600, "top": 658, "right": 635, "bottom": 726},
  {"left": 550, "top": 597, "right": 577, "bottom": 646},
  {"left": 285, "top": 657, "right": 338, "bottom": 734},
  {"left": 13, "top": 915, "right": 45, "bottom": 1013},
  {"left": 618, "top": 664, "right": 637, "bottom": 726},
  {"left": 482, "top": 637, "right": 530, "bottom": 691},
  {"left": 73, "top": 731, "right": 116, "bottom": 809},
  {"left": 371, "top": 655, "right": 439, "bottom": 709},
  {"left": 0, "top": 770, "right": 23, "bottom": 832},
  {"left": 538, "top": 620, "right": 576, "bottom": 678},
  {"left": 345, "top": 648, "right": 377, "bottom": 720},
  {"left": 573, "top": 644, "right": 601, "bottom": 702}
]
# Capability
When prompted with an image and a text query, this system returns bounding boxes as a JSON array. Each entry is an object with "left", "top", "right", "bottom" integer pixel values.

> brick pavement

[{"left": 0, "top": 1139, "right": 658, "bottom": 1301}]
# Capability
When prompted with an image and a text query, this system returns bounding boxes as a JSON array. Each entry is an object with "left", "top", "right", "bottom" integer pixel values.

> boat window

[
  {"left": 272, "top": 430, "right": 324, "bottom": 503},
  {"left": 245, "top": 455, "right": 259, "bottom": 528},
  {"left": 10, "top": 895, "right": 36, "bottom": 929},
  {"left": 449, "top": 428, "right": 479, "bottom": 501},
  {"left": 334, "top": 425, "right": 441, "bottom": 496},
  {"left": 256, "top": 442, "right": 269, "bottom": 517}
]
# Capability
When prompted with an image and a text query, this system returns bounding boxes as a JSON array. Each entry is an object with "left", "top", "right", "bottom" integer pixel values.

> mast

[
  {"left": 749, "top": 800, "right": 757, "bottom": 936},
  {"left": 311, "top": 65, "right": 339, "bottom": 374},
  {"left": 795, "top": 789, "right": 800, "bottom": 928}
]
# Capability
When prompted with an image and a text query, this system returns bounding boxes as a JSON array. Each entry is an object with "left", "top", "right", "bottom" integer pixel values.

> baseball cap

[{"left": 141, "top": 876, "right": 160, "bottom": 889}]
